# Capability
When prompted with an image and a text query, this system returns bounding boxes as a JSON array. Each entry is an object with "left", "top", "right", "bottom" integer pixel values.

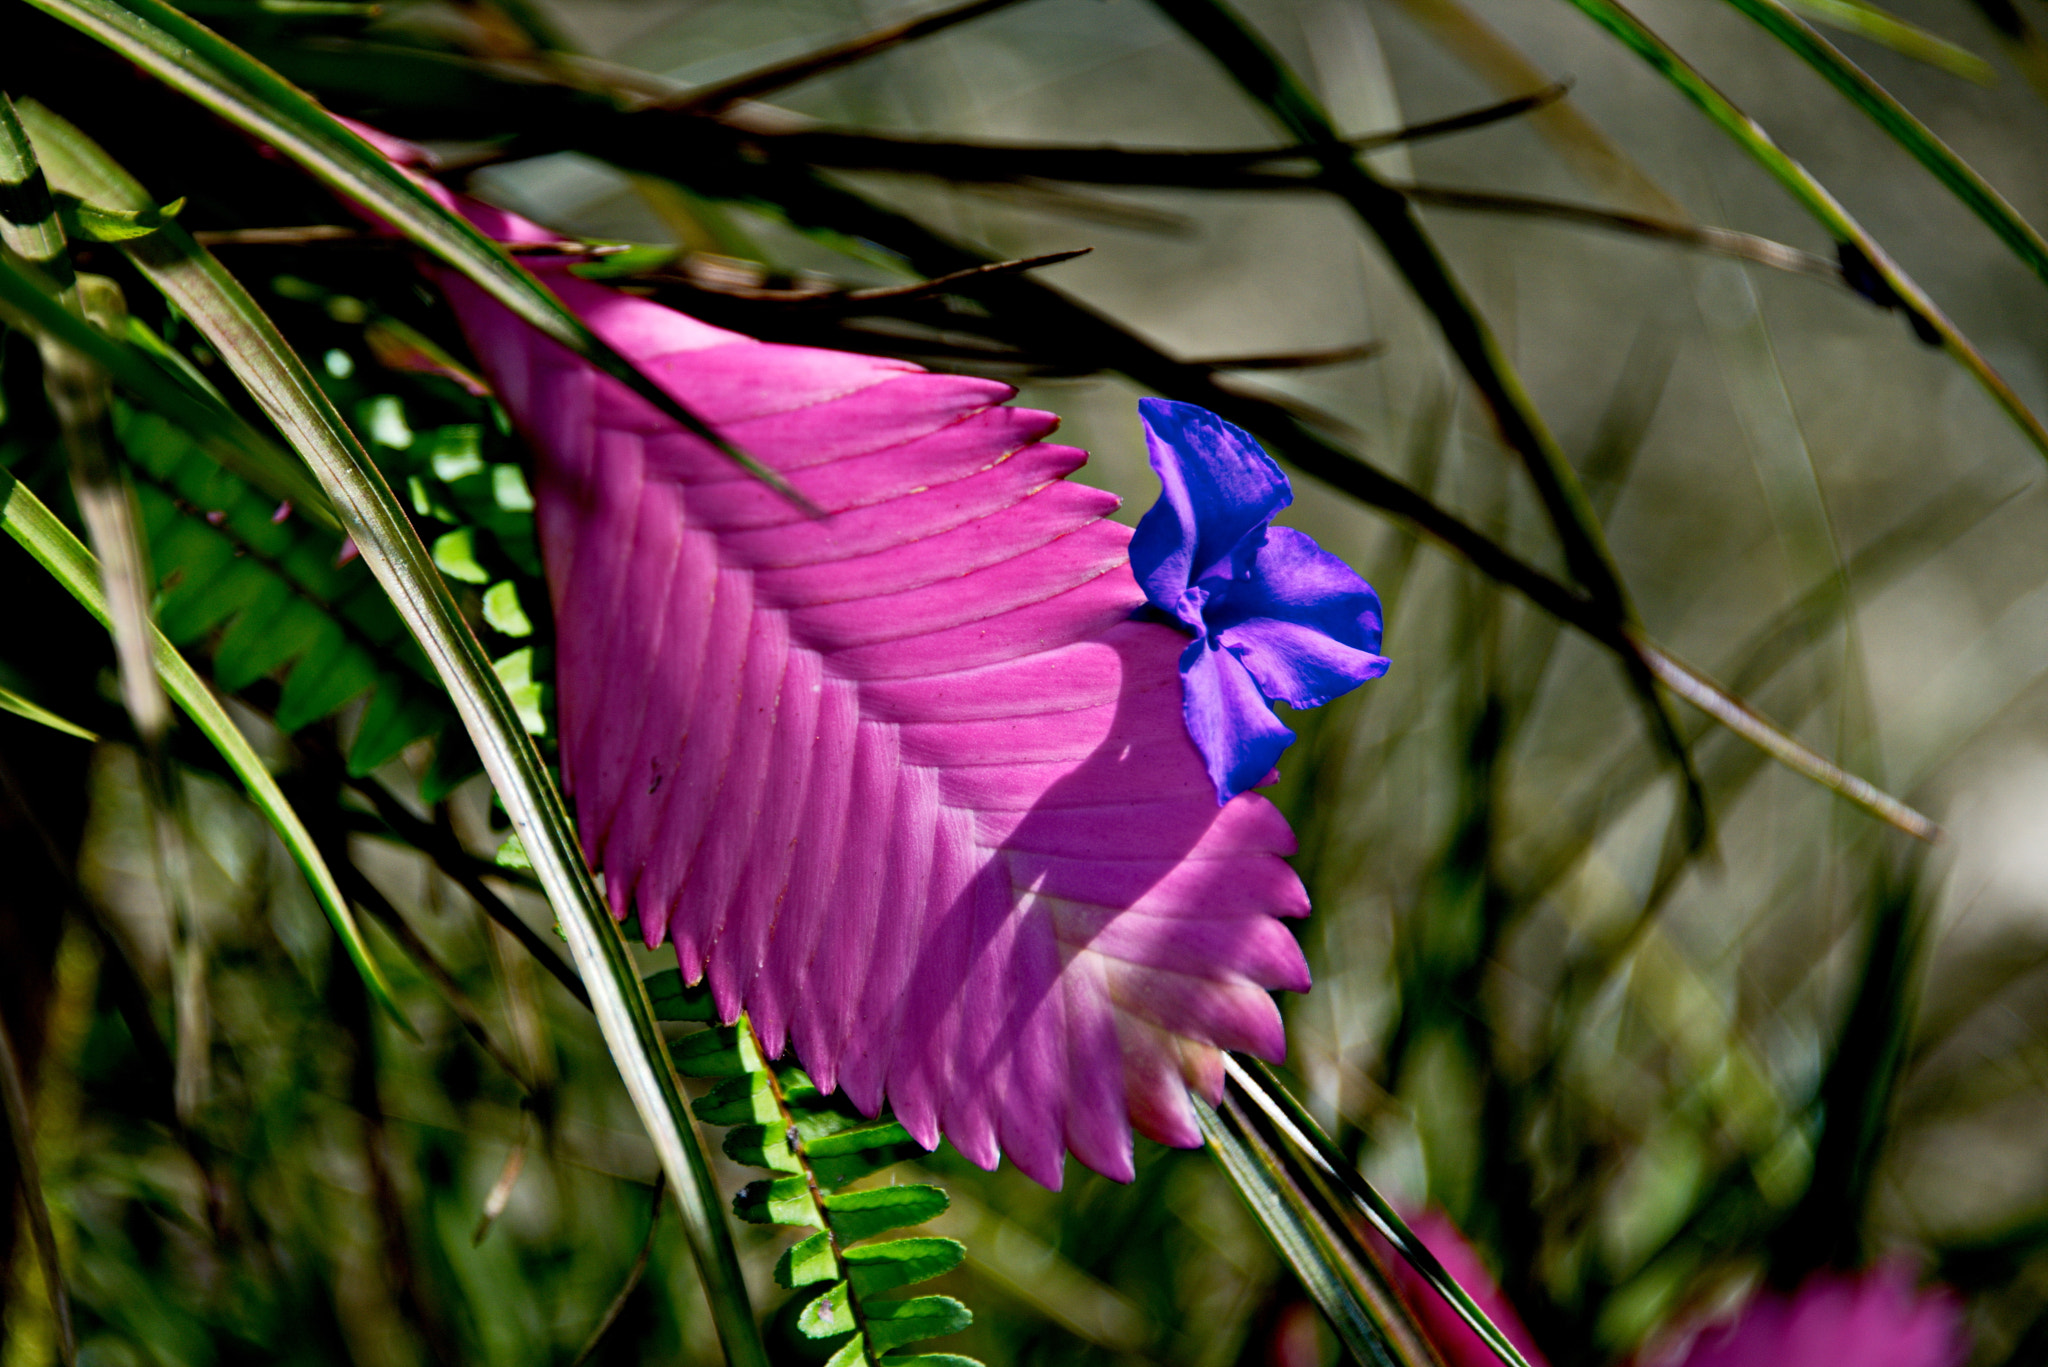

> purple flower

[
  {"left": 1131, "top": 398, "right": 1390, "bottom": 803},
  {"left": 371, "top": 131, "right": 1320, "bottom": 1187}
]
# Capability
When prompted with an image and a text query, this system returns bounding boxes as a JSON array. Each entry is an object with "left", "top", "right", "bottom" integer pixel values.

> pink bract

[{"left": 364, "top": 127, "right": 1316, "bottom": 1187}]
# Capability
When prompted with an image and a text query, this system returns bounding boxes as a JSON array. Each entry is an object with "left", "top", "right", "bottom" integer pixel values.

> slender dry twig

[{"left": 472, "top": 1112, "right": 531, "bottom": 1245}]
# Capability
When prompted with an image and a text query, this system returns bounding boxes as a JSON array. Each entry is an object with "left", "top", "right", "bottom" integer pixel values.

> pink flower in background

[
  {"left": 1379, "top": 1211, "right": 1551, "bottom": 1367},
  {"left": 1659, "top": 1265, "right": 1967, "bottom": 1367},
  {"left": 357, "top": 125, "right": 1323, "bottom": 1188},
  {"left": 1381, "top": 1210, "right": 1967, "bottom": 1367}
]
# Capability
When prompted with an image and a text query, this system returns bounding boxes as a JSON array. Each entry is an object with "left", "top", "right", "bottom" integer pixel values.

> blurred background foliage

[{"left": 7, "top": 0, "right": 2048, "bottom": 1363}]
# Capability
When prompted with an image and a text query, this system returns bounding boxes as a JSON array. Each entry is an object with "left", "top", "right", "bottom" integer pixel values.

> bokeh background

[{"left": 8, "top": 0, "right": 2048, "bottom": 1363}]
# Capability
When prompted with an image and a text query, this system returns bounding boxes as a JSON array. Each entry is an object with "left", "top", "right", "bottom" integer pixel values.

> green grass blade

[
  {"left": 1193, "top": 1091, "right": 1425, "bottom": 1367},
  {"left": 71, "top": 146, "right": 770, "bottom": 1367},
  {"left": 1724, "top": 0, "right": 2043, "bottom": 273},
  {"left": 0, "top": 467, "right": 406, "bottom": 1029},
  {"left": 1557, "top": 0, "right": 2048, "bottom": 463},
  {"left": 1782, "top": 0, "right": 1997, "bottom": 83},
  {"left": 0, "top": 686, "right": 98, "bottom": 741},
  {"left": 21, "top": 0, "right": 809, "bottom": 510},
  {"left": 1226, "top": 1057, "right": 1536, "bottom": 1367},
  {"left": 1149, "top": 0, "right": 1708, "bottom": 845}
]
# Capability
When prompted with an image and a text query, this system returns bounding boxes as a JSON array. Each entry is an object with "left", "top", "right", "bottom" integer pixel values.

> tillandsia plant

[{"left": 12, "top": 0, "right": 2048, "bottom": 1365}]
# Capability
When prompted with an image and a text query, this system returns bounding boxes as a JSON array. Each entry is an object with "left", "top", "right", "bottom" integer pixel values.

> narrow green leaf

[
  {"left": 799, "top": 1281, "right": 859, "bottom": 1339},
  {"left": 491, "top": 647, "right": 546, "bottom": 736},
  {"left": 431, "top": 526, "right": 490, "bottom": 584},
  {"left": 804, "top": 1120, "right": 917, "bottom": 1158},
  {"left": 0, "top": 684, "right": 98, "bottom": 740},
  {"left": 63, "top": 193, "right": 185, "bottom": 242},
  {"left": 844, "top": 1237, "right": 965, "bottom": 1296},
  {"left": 645, "top": 968, "right": 718, "bottom": 1024},
  {"left": 1194, "top": 1091, "right": 1423, "bottom": 1367},
  {"left": 821, "top": 1185, "right": 949, "bottom": 1243},
  {"left": 820, "top": 1340, "right": 869, "bottom": 1367},
  {"left": 1556, "top": 0, "right": 2048, "bottom": 463},
  {"left": 426, "top": 423, "right": 484, "bottom": 482},
  {"left": 481, "top": 580, "right": 533, "bottom": 636},
  {"left": 734, "top": 1175, "right": 823, "bottom": 1228},
  {"left": 347, "top": 678, "right": 439, "bottom": 774},
  {"left": 491, "top": 462, "right": 534, "bottom": 512},
  {"left": 723, "top": 1123, "right": 803, "bottom": 1174},
  {"left": 275, "top": 623, "right": 378, "bottom": 730},
  {"left": 211, "top": 581, "right": 318, "bottom": 689},
  {"left": 19, "top": 0, "right": 812, "bottom": 509},
  {"left": 776, "top": 1231, "right": 840, "bottom": 1289},
  {"left": 670, "top": 1024, "right": 763, "bottom": 1078},
  {"left": 863, "top": 1295, "right": 972, "bottom": 1354},
  {"left": 693, "top": 1073, "right": 782, "bottom": 1126},
  {"left": 1225, "top": 1056, "right": 1535, "bottom": 1367},
  {"left": 808, "top": 1123, "right": 925, "bottom": 1189},
  {"left": 1781, "top": 0, "right": 1997, "bottom": 82},
  {"left": 1725, "top": 0, "right": 2043, "bottom": 274},
  {"left": 0, "top": 467, "right": 406, "bottom": 1027},
  {"left": 882, "top": 1356, "right": 983, "bottom": 1367}
]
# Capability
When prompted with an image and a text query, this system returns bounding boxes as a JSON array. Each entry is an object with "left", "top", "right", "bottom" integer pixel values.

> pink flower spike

[
  {"left": 1662, "top": 1265, "right": 1968, "bottom": 1367},
  {"left": 399, "top": 161, "right": 1317, "bottom": 1187}
]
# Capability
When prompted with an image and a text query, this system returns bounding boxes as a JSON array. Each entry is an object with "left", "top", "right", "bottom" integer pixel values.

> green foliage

[{"left": 647, "top": 970, "right": 981, "bottom": 1366}]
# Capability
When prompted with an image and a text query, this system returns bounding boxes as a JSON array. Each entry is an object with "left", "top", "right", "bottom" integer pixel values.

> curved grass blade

[
  {"left": 1723, "top": 0, "right": 2044, "bottom": 277},
  {"left": 21, "top": 0, "right": 811, "bottom": 513},
  {"left": 0, "top": 467, "right": 407, "bottom": 1029},
  {"left": 0, "top": 685, "right": 98, "bottom": 741},
  {"left": 1150, "top": 0, "right": 1707, "bottom": 844},
  {"left": 1193, "top": 1088, "right": 1432, "bottom": 1367},
  {"left": 1225, "top": 1056, "right": 1536, "bottom": 1367},
  {"left": 66, "top": 146, "right": 769, "bottom": 1367},
  {"left": 1782, "top": 0, "right": 1997, "bottom": 83},
  {"left": 1557, "top": 0, "right": 2048, "bottom": 463}
]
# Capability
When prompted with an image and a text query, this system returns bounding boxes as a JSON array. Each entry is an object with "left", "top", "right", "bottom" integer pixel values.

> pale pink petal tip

[{"left": 408, "top": 157, "right": 1318, "bottom": 1186}]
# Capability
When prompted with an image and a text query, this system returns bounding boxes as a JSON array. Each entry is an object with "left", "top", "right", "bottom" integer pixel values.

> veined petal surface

[{"left": 424, "top": 221, "right": 1313, "bottom": 1186}]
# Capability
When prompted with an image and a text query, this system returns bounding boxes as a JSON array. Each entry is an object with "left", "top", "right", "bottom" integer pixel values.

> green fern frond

[{"left": 647, "top": 970, "right": 984, "bottom": 1366}]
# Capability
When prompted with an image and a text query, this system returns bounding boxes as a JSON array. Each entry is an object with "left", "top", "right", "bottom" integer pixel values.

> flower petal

[
  {"left": 1214, "top": 528, "right": 1388, "bottom": 708},
  {"left": 1181, "top": 635, "right": 1297, "bottom": 803},
  {"left": 1130, "top": 398, "right": 1291, "bottom": 623}
]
